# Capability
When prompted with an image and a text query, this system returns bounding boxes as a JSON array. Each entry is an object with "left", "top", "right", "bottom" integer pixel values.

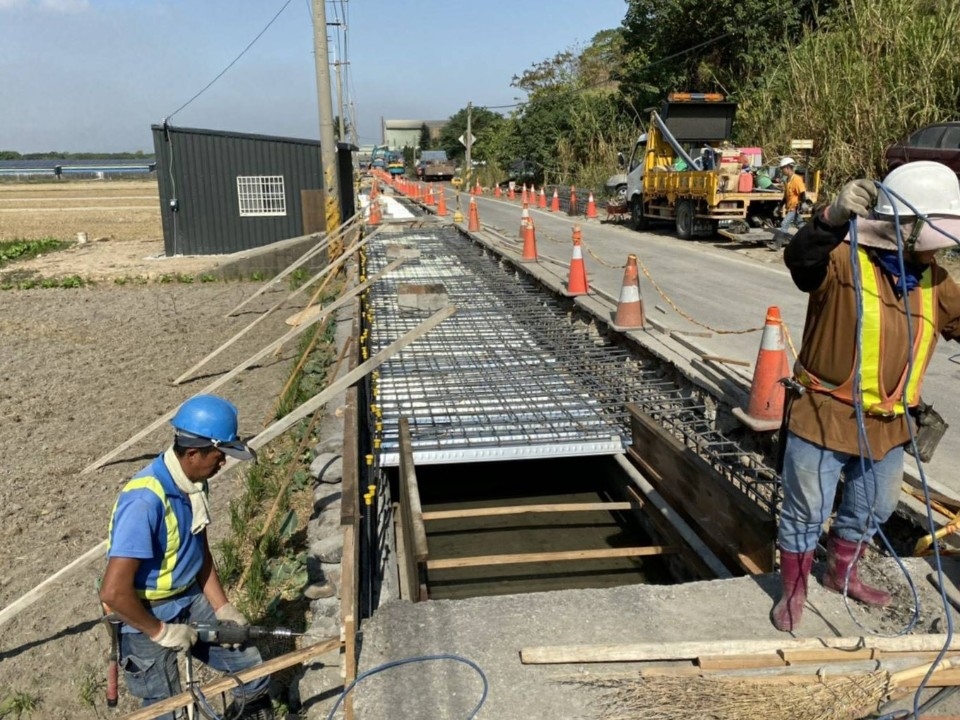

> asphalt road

[{"left": 441, "top": 186, "right": 960, "bottom": 497}]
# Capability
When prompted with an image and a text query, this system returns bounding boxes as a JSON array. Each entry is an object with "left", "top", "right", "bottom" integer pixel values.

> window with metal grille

[{"left": 237, "top": 175, "right": 286, "bottom": 216}]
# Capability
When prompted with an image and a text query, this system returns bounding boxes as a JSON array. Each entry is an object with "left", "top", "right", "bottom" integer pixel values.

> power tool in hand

[{"left": 191, "top": 622, "right": 303, "bottom": 645}]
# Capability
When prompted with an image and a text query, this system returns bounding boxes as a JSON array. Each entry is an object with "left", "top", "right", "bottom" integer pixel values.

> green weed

[
  {"left": 158, "top": 274, "right": 174, "bottom": 284},
  {"left": 215, "top": 539, "right": 242, "bottom": 586},
  {"left": 0, "top": 237, "right": 68, "bottom": 268},
  {"left": 250, "top": 271, "right": 265, "bottom": 282},
  {"left": 0, "top": 690, "right": 42, "bottom": 719},
  {"left": 288, "top": 268, "right": 309, "bottom": 290},
  {"left": 176, "top": 273, "right": 194, "bottom": 284},
  {"left": 114, "top": 276, "right": 128, "bottom": 286},
  {"left": 59, "top": 275, "right": 84, "bottom": 288},
  {"left": 76, "top": 665, "right": 102, "bottom": 708},
  {"left": 199, "top": 273, "right": 217, "bottom": 283}
]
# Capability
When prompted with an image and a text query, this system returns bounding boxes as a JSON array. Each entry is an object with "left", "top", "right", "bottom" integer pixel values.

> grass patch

[
  {"left": 76, "top": 665, "right": 103, "bottom": 708},
  {"left": 0, "top": 237, "right": 69, "bottom": 268},
  {"left": 0, "top": 690, "right": 42, "bottom": 719}
]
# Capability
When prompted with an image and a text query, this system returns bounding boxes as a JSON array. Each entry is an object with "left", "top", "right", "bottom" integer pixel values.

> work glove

[
  {"left": 825, "top": 179, "right": 877, "bottom": 226},
  {"left": 151, "top": 622, "right": 198, "bottom": 652},
  {"left": 215, "top": 602, "right": 249, "bottom": 649}
]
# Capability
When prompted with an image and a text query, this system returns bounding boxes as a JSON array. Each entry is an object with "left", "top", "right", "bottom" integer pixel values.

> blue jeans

[
  {"left": 778, "top": 431, "right": 903, "bottom": 553},
  {"left": 119, "top": 593, "right": 269, "bottom": 719},
  {"left": 781, "top": 209, "right": 806, "bottom": 233}
]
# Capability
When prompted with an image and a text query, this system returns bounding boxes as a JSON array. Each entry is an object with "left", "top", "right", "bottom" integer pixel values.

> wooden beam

[
  {"left": 175, "top": 230, "right": 388, "bottom": 385},
  {"left": 81, "top": 257, "right": 405, "bottom": 474},
  {"left": 341, "top": 385, "right": 359, "bottom": 526},
  {"left": 627, "top": 404, "right": 776, "bottom": 574},
  {"left": 340, "top": 522, "right": 358, "bottom": 720},
  {"left": 398, "top": 418, "right": 429, "bottom": 602},
  {"left": 421, "top": 502, "right": 635, "bottom": 521},
  {"left": 520, "top": 634, "right": 960, "bottom": 665},
  {"left": 124, "top": 638, "right": 340, "bottom": 720},
  {"left": 427, "top": 546, "right": 678, "bottom": 570},
  {"left": 225, "top": 213, "right": 361, "bottom": 317}
]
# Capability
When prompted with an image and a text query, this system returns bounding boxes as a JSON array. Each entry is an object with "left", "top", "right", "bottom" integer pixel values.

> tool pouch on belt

[{"left": 906, "top": 400, "right": 949, "bottom": 463}]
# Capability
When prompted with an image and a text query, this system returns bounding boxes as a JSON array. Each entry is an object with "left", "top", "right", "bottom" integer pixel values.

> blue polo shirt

[{"left": 107, "top": 454, "right": 205, "bottom": 629}]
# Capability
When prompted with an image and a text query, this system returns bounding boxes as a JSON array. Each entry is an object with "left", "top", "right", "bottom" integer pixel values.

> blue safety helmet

[{"left": 170, "top": 395, "right": 255, "bottom": 461}]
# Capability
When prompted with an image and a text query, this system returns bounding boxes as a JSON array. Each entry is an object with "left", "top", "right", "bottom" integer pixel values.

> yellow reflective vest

[{"left": 796, "top": 247, "right": 937, "bottom": 416}]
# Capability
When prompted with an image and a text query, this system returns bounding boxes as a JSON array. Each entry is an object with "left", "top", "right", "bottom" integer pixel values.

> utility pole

[
  {"left": 465, "top": 101, "right": 473, "bottom": 185},
  {"left": 312, "top": 0, "right": 340, "bottom": 238},
  {"left": 334, "top": 60, "right": 346, "bottom": 142}
]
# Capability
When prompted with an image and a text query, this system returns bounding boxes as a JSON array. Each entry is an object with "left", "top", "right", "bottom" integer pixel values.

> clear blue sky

[{"left": 0, "top": 0, "right": 628, "bottom": 154}]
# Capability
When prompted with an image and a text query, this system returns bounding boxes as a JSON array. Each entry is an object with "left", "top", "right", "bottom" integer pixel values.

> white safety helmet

[
  {"left": 779, "top": 157, "right": 796, "bottom": 168},
  {"left": 857, "top": 161, "right": 960, "bottom": 252}
]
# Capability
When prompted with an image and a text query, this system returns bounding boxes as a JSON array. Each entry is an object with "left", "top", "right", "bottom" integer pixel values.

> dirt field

[
  {"left": 0, "top": 180, "right": 305, "bottom": 716},
  {"left": 0, "top": 179, "right": 238, "bottom": 282}
]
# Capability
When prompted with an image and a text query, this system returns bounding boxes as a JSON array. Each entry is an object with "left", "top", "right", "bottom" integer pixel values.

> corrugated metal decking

[{"left": 366, "top": 225, "right": 628, "bottom": 466}]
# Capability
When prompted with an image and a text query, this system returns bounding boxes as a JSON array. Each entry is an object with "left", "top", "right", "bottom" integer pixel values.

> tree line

[{"left": 425, "top": 0, "right": 960, "bottom": 193}]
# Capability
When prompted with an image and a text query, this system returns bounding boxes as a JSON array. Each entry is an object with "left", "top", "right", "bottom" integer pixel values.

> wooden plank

[
  {"left": 427, "top": 546, "right": 679, "bottom": 570},
  {"left": 225, "top": 213, "right": 361, "bottom": 317},
  {"left": 422, "top": 502, "right": 635, "bottom": 521},
  {"left": 398, "top": 419, "right": 428, "bottom": 562},
  {"left": 627, "top": 405, "right": 776, "bottom": 574},
  {"left": 125, "top": 638, "right": 340, "bottom": 720},
  {"left": 520, "top": 634, "right": 960, "bottom": 665},
  {"left": 778, "top": 648, "right": 879, "bottom": 665},
  {"left": 393, "top": 502, "right": 412, "bottom": 600},
  {"left": 340, "top": 385, "right": 359, "bottom": 526},
  {"left": 175, "top": 228, "right": 386, "bottom": 385},
  {"left": 301, "top": 188, "right": 326, "bottom": 234},
  {"left": 697, "top": 653, "right": 786, "bottom": 670},
  {"left": 340, "top": 521, "right": 358, "bottom": 720},
  {"left": 82, "top": 243, "right": 397, "bottom": 474}
]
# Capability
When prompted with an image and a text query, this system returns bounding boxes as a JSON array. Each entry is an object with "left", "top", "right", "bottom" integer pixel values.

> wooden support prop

[
  {"left": 1, "top": 310, "right": 456, "bottom": 632},
  {"left": 696, "top": 653, "right": 787, "bottom": 670},
  {"left": 0, "top": 542, "right": 107, "bottom": 628},
  {"left": 340, "top": 521, "right": 359, "bottom": 718},
  {"left": 520, "top": 634, "right": 960, "bottom": 665},
  {"left": 422, "top": 502, "right": 635, "bottom": 521},
  {"left": 225, "top": 213, "right": 361, "bottom": 317},
  {"left": 700, "top": 354, "right": 751, "bottom": 367},
  {"left": 427, "top": 546, "right": 678, "bottom": 570},
  {"left": 124, "top": 638, "right": 340, "bottom": 720},
  {"left": 175, "top": 227, "right": 383, "bottom": 385},
  {"left": 81, "top": 257, "right": 405, "bottom": 475},
  {"left": 398, "top": 417, "right": 429, "bottom": 601}
]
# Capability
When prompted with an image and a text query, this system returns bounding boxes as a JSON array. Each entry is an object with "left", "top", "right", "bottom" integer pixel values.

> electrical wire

[
  {"left": 843, "top": 184, "right": 960, "bottom": 718},
  {"left": 165, "top": 0, "right": 296, "bottom": 121},
  {"left": 324, "top": 654, "right": 488, "bottom": 720}
]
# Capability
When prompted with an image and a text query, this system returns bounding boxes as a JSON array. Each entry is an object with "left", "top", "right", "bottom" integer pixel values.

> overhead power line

[{"left": 165, "top": 0, "right": 295, "bottom": 121}]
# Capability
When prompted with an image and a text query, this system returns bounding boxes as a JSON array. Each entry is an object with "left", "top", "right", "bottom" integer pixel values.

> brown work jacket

[{"left": 789, "top": 242, "right": 960, "bottom": 459}]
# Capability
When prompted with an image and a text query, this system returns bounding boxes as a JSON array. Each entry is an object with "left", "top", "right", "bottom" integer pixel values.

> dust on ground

[
  {"left": 0, "top": 179, "right": 236, "bottom": 282},
  {"left": 0, "top": 179, "right": 308, "bottom": 717}
]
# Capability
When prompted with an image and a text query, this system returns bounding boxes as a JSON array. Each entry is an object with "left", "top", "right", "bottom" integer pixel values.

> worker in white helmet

[
  {"left": 771, "top": 161, "right": 960, "bottom": 632},
  {"left": 779, "top": 156, "right": 807, "bottom": 234}
]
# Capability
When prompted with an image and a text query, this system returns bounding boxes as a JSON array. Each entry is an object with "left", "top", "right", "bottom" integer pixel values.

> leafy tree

[
  {"left": 438, "top": 106, "right": 506, "bottom": 162},
  {"left": 0, "top": 151, "right": 22, "bottom": 160},
  {"left": 419, "top": 123, "right": 432, "bottom": 150}
]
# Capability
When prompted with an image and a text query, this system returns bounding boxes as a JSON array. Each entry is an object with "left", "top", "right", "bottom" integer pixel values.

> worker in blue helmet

[{"left": 99, "top": 395, "right": 274, "bottom": 719}]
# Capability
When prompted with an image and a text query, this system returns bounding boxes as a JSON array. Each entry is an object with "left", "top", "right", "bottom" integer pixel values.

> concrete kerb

[{"left": 207, "top": 232, "right": 329, "bottom": 281}]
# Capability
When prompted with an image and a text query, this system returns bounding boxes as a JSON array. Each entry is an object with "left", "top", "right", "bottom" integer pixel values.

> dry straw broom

[{"left": 578, "top": 658, "right": 957, "bottom": 720}]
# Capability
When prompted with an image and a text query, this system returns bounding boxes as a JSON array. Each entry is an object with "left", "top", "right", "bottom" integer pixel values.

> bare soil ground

[
  {"left": 0, "top": 179, "right": 238, "bottom": 282},
  {"left": 0, "top": 180, "right": 304, "bottom": 717}
]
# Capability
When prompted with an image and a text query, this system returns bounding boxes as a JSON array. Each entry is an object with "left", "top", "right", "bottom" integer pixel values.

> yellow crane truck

[{"left": 621, "top": 93, "right": 819, "bottom": 242}]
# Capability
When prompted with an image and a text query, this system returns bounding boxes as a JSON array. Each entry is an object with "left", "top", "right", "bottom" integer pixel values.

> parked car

[{"left": 885, "top": 122, "right": 960, "bottom": 178}]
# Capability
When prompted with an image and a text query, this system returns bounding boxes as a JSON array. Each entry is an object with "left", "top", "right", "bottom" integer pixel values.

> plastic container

[{"left": 738, "top": 172, "right": 754, "bottom": 193}]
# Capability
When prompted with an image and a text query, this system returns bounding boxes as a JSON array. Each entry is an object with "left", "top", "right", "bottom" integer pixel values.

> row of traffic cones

[{"left": 494, "top": 183, "right": 599, "bottom": 219}]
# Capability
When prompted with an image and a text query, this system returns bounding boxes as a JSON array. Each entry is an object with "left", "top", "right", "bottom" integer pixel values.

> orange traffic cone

[
  {"left": 521, "top": 216, "right": 538, "bottom": 262},
  {"left": 519, "top": 202, "right": 531, "bottom": 238},
  {"left": 733, "top": 306, "right": 790, "bottom": 432},
  {"left": 474, "top": 178, "right": 483, "bottom": 196},
  {"left": 368, "top": 197, "right": 382, "bottom": 226},
  {"left": 612, "top": 255, "right": 644, "bottom": 329},
  {"left": 564, "top": 225, "right": 589, "bottom": 296},
  {"left": 538, "top": 186, "right": 547, "bottom": 209},
  {"left": 568, "top": 186, "right": 578, "bottom": 216},
  {"left": 370, "top": 179, "right": 379, "bottom": 200},
  {"left": 468, "top": 196, "right": 480, "bottom": 232},
  {"left": 550, "top": 188, "right": 560, "bottom": 212},
  {"left": 495, "top": 184, "right": 502, "bottom": 198},
  {"left": 436, "top": 187, "right": 447, "bottom": 216},
  {"left": 521, "top": 184, "right": 529, "bottom": 205},
  {"left": 508, "top": 185, "right": 516, "bottom": 200},
  {"left": 586, "top": 192, "right": 598, "bottom": 219},
  {"left": 426, "top": 184, "right": 436, "bottom": 206}
]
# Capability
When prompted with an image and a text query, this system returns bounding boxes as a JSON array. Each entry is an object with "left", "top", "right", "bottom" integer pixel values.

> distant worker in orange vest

[
  {"left": 779, "top": 156, "right": 807, "bottom": 234},
  {"left": 771, "top": 161, "right": 960, "bottom": 632}
]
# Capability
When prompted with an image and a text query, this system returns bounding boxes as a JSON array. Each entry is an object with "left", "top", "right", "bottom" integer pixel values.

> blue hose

[{"left": 325, "top": 653, "right": 489, "bottom": 720}]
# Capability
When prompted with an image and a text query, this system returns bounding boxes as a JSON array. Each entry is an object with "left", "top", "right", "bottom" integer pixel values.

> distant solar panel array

[{"left": 0, "top": 158, "right": 156, "bottom": 178}]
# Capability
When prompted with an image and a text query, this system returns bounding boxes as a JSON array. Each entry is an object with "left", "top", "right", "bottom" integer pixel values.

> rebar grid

[{"left": 363, "top": 226, "right": 780, "bottom": 514}]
